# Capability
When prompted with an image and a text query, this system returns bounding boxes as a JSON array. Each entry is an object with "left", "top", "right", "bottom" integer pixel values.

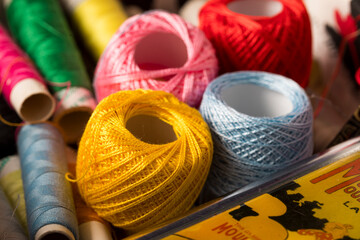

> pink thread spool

[
  {"left": 0, "top": 25, "right": 55, "bottom": 123},
  {"left": 94, "top": 10, "right": 218, "bottom": 107}
]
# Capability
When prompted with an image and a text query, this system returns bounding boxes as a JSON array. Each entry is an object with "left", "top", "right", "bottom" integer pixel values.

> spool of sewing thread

[
  {"left": 66, "top": 147, "right": 113, "bottom": 240},
  {"left": 199, "top": 0, "right": 312, "bottom": 88},
  {"left": 70, "top": 164, "right": 113, "bottom": 240},
  {"left": 17, "top": 123, "right": 79, "bottom": 240},
  {"left": 62, "top": 0, "right": 128, "bottom": 59},
  {"left": 200, "top": 71, "right": 313, "bottom": 199},
  {"left": 75, "top": 89, "right": 213, "bottom": 232},
  {"left": 0, "top": 96, "right": 21, "bottom": 159},
  {"left": 53, "top": 87, "right": 96, "bottom": 144},
  {"left": 0, "top": 155, "right": 27, "bottom": 231},
  {"left": 6, "top": 0, "right": 97, "bottom": 144},
  {"left": 0, "top": 24, "right": 55, "bottom": 123},
  {"left": 179, "top": 0, "right": 207, "bottom": 26},
  {"left": 0, "top": 186, "right": 28, "bottom": 240},
  {"left": 94, "top": 10, "right": 218, "bottom": 107}
]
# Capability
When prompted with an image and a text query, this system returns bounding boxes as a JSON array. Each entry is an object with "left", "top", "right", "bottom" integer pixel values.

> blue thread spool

[
  {"left": 200, "top": 71, "right": 313, "bottom": 199},
  {"left": 17, "top": 123, "right": 79, "bottom": 240}
]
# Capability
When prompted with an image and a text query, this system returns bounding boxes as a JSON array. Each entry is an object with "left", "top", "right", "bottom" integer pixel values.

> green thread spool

[
  {"left": 0, "top": 155, "right": 27, "bottom": 232},
  {"left": 6, "top": 0, "right": 91, "bottom": 91},
  {"left": 6, "top": 0, "right": 97, "bottom": 143}
]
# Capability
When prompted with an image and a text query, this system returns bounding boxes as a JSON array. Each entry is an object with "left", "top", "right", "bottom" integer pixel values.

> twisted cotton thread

[
  {"left": 76, "top": 90, "right": 213, "bottom": 232},
  {"left": 17, "top": 123, "right": 78, "bottom": 240},
  {"left": 0, "top": 24, "right": 54, "bottom": 123},
  {"left": 0, "top": 168, "right": 27, "bottom": 231},
  {"left": 199, "top": 0, "right": 312, "bottom": 88},
  {"left": 68, "top": 162, "right": 110, "bottom": 226},
  {"left": 70, "top": 0, "right": 128, "bottom": 59},
  {"left": 66, "top": 147, "right": 113, "bottom": 240},
  {"left": 94, "top": 10, "right": 218, "bottom": 107},
  {"left": 6, "top": 0, "right": 91, "bottom": 92},
  {"left": 7, "top": 0, "right": 96, "bottom": 143},
  {"left": 0, "top": 155, "right": 27, "bottom": 231},
  {"left": 200, "top": 71, "right": 313, "bottom": 198},
  {"left": 0, "top": 25, "right": 45, "bottom": 105},
  {"left": 0, "top": 187, "right": 28, "bottom": 240}
]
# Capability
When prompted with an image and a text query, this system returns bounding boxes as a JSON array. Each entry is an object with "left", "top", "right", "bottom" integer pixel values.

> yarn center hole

[
  {"left": 39, "top": 233, "right": 72, "bottom": 240},
  {"left": 221, "top": 84, "right": 293, "bottom": 117},
  {"left": 57, "top": 109, "right": 92, "bottom": 143},
  {"left": 126, "top": 114, "right": 177, "bottom": 144},
  {"left": 227, "top": 0, "right": 283, "bottom": 17},
  {"left": 35, "top": 224, "right": 75, "bottom": 240},
  {"left": 20, "top": 93, "right": 54, "bottom": 122},
  {"left": 134, "top": 32, "right": 188, "bottom": 80}
]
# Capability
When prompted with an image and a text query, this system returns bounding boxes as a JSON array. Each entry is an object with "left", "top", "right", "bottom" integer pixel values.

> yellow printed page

[{"left": 163, "top": 152, "right": 360, "bottom": 240}]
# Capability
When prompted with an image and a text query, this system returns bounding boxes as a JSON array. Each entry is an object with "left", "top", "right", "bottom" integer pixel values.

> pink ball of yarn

[{"left": 94, "top": 10, "right": 218, "bottom": 107}]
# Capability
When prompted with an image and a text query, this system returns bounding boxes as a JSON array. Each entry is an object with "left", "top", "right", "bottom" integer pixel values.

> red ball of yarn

[{"left": 199, "top": 0, "right": 312, "bottom": 88}]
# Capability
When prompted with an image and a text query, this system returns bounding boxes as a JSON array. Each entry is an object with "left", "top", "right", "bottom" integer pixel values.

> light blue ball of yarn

[{"left": 200, "top": 71, "right": 313, "bottom": 199}]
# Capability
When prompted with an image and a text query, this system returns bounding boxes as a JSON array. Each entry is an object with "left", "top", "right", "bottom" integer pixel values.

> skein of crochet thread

[
  {"left": 0, "top": 155, "right": 27, "bottom": 231},
  {"left": 75, "top": 90, "right": 213, "bottom": 232},
  {"left": 199, "top": 0, "right": 312, "bottom": 88},
  {"left": 200, "top": 71, "right": 313, "bottom": 199},
  {"left": 0, "top": 24, "right": 55, "bottom": 123},
  {"left": 6, "top": 0, "right": 96, "bottom": 143},
  {"left": 17, "top": 123, "right": 79, "bottom": 240},
  {"left": 62, "top": 0, "right": 128, "bottom": 59},
  {"left": 0, "top": 187, "right": 28, "bottom": 240},
  {"left": 94, "top": 10, "right": 218, "bottom": 107}
]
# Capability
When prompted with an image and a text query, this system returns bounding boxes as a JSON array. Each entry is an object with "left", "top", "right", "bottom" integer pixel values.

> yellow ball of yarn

[{"left": 76, "top": 90, "right": 213, "bottom": 232}]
